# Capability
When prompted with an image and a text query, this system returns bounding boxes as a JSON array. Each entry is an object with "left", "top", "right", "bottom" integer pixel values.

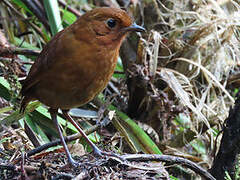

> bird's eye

[{"left": 106, "top": 18, "right": 117, "bottom": 28}]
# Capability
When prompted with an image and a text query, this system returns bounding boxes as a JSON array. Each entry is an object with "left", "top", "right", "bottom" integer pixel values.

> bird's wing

[{"left": 21, "top": 29, "right": 66, "bottom": 95}]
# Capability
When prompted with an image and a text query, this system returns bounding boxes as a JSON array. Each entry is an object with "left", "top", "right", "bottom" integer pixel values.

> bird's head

[{"left": 75, "top": 7, "right": 145, "bottom": 47}]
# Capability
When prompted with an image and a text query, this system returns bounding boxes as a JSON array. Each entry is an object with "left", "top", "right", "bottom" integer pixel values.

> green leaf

[
  {"left": 0, "top": 77, "right": 11, "bottom": 101},
  {"left": 11, "top": 0, "right": 34, "bottom": 15},
  {"left": 14, "top": 37, "right": 40, "bottom": 50},
  {"left": 113, "top": 58, "right": 125, "bottom": 79},
  {"left": 0, "top": 137, "right": 11, "bottom": 144},
  {"left": 43, "top": 0, "right": 63, "bottom": 35},
  {"left": 0, "top": 106, "right": 13, "bottom": 114},
  {"left": 1, "top": 101, "right": 41, "bottom": 126},
  {"left": 28, "top": 106, "right": 76, "bottom": 136},
  {"left": 109, "top": 105, "right": 162, "bottom": 154},
  {"left": 170, "top": 175, "right": 180, "bottom": 180},
  {"left": 24, "top": 114, "right": 50, "bottom": 144},
  {"left": 61, "top": 8, "right": 77, "bottom": 25},
  {"left": 97, "top": 94, "right": 161, "bottom": 154},
  {"left": 190, "top": 139, "right": 206, "bottom": 154}
]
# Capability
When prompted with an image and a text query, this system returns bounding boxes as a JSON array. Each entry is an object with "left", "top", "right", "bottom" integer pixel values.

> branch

[
  {"left": 58, "top": 0, "right": 81, "bottom": 17},
  {"left": 123, "top": 154, "right": 216, "bottom": 180},
  {"left": 0, "top": 47, "right": 40, "bottom": 57}
]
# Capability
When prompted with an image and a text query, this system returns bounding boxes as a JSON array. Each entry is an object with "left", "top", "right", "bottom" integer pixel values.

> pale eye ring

[{"left": 106, "top": 18, "right": 117, "bottom": 28}]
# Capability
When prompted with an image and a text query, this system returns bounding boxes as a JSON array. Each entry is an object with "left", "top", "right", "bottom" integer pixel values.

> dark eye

[{"left": 106, "top": 18, "right": 117, "bottom": 28}]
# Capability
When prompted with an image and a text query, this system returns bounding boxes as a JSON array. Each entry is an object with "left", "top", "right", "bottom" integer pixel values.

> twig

[
  {"left": 73, "top": 171, "right": 88, "bottom": 179},
  {"left": 58, "top": 0, "right": 81, "bottom": 17},
  {"left": 0, "top": 164, "right": 38, "bottom": 172},
  {"left": 54, "top": 172, "right": 75, "bottom": 179},
  {"left": 0, "top": 164, "right": 16, "bottom": 171},
  {"left": 0, "top": 47, "right": 40, "bottom": 57},
  {"left": 20, "top": 152, "right": 31, "bottom": 180},
  {"left": 122, "top": 154, "right": 216, "bottom": 180}
]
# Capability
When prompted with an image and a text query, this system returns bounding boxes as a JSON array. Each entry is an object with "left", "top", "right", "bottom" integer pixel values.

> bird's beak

[{"left": 123, "top": 23, "right": 146, "bottom": 33}]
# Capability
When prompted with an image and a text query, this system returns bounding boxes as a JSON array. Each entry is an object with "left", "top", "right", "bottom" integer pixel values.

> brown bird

[{"left": 20, "top": 7, "right": 145, "bottom": 166}]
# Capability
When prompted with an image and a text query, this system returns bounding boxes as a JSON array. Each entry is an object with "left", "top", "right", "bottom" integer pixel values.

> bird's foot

[
  {"left": 92, "top": 146, "right": 125, "bottom": 162},
  {"left": 59, "top": 159, "right": 80, "bottom": 170},
  {"left": 67, "top": 157, "right": 80, "bottom": 168}
]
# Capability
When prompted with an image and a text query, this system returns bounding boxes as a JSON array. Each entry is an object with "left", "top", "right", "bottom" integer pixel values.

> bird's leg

[
  {"left": 49, "top": 108, "right": 79, "bottom": 167},
  {"left": 62, "top": 110, "right": 102, "bottom": 156},
  {"left": 62, "top": 110, "right": 124, "bottom": 161}
]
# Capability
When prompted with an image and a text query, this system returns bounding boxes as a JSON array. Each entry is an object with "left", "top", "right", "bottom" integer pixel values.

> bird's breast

[
  {"left": 35, "top": 47, "right": 119, "bottom": 109},
  {"left": 74, "top": 50, "right": 118, "bottom": 104}
]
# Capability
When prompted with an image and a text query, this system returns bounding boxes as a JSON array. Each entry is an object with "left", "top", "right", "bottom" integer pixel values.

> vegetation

[{"left": 0, "top": 0, "right": 240, "bottom": 179}]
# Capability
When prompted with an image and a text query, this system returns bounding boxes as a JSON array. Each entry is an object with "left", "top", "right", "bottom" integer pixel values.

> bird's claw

[
  {"left": 68, "top": 158, "right": 80, "bottom": 168},
  {"left": 92, "top": 147, "right": 125, "bottom": 162}
]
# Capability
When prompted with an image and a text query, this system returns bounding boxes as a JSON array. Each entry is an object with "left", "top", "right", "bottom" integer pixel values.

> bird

[{"left": 20, "top": 7, "right": 145, "bottom": 167}]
